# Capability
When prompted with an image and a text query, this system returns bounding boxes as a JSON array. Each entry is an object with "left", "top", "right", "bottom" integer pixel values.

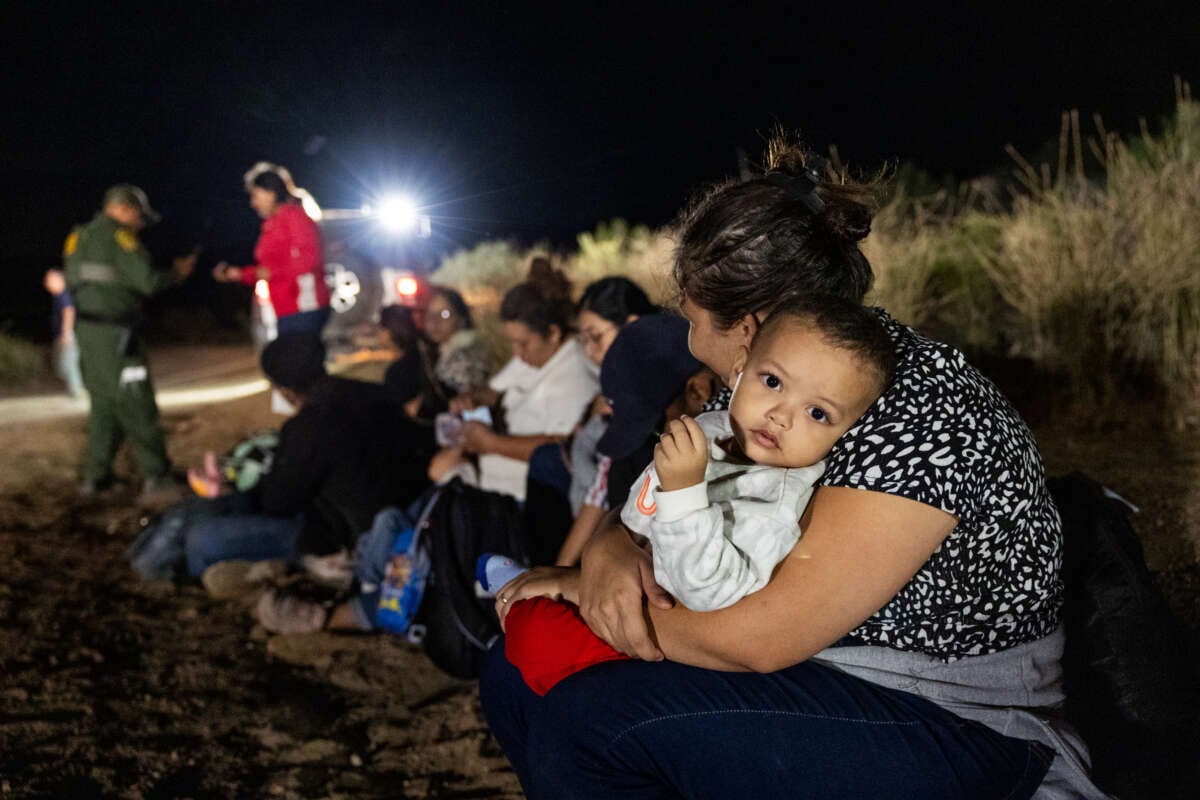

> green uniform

[{"left": 63, "top": 212, "right": 177, "bottom": 483}]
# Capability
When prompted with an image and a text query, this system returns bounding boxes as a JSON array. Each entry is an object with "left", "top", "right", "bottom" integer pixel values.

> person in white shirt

[{"left": 435, "top": 258, "right": 597, "bottom": 501}]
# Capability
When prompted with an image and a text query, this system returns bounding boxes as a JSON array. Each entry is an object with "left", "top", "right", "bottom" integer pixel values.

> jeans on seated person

[
  {"left": 346, "top": 504, "right": 419, "bottom": 630},
  {"left": 478, "top": 642, "right": 1052, "bottom": 800},
  {"left": 527, "top": 442, "right": 572, "bottom": 497},
  {"left": 523, "top": 443, "right": 573, "bottom": 565},
  {"left": 184, "top": 506, "right": 303, "bottom": 577}
]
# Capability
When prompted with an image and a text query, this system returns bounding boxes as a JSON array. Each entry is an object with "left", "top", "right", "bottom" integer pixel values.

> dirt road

[{"left": 0, "top": 347, "right": 521, "bottom": 799}]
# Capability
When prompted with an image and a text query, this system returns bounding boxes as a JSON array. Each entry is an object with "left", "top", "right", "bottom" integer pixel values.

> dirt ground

[{"left": 1, "top": 346, "right": 1197, "bottom": 799}]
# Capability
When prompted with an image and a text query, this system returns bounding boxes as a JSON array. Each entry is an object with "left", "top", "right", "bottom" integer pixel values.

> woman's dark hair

[
  {"left": 429, "top": 284, "right": 474, "bottom": 329},
  {"left": 379, "top": 304, "right": 421, "bottom": 351},
  {"left": 499, "top": 256, "right": 575, "bottom": 337},
  {"left": 250, "top": 169, "right": 296, "bottom": 205},
  {"left": 674, "top": 136, "right": 877, "bottom": 330},
  {"left": 577, "top": 277, "right": 659, "bottom": 327},
  {"left": 755, "top": 294, "right": 896, "bottom": 391}
]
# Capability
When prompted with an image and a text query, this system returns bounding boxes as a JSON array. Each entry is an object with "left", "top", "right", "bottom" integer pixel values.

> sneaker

[
  {"left": 476, "top": 553, "right": 528, "bottom": 596},
  {"left": 300, "top": 550, "right": 354, "bottom": 591},
  {"left": 255, "top": 586, "right": 329, "bottom": 634},
  {"left": 140, "top": 473, "right": 186, "bottom": 503},
  {"left": 201, "top": 559, "right": 287, "bottom": 600},
  {"left": 80, "top": 475, "right": 115, "bottom": 496}
]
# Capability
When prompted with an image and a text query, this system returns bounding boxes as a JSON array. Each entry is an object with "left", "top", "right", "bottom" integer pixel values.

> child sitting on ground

[{"left": 479, "top": 295, "right": 896, "bottom": 695}]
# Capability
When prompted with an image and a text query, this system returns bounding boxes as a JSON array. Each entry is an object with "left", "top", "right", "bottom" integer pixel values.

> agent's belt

[{"left": 77, "top": 310, "right": 140, "bottom": 326}]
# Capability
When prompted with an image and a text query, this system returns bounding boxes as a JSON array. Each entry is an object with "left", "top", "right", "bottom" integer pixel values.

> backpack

[
  {"left": 222, "top": 431, "right": 279, "bottom": 492},
  {"left": 1050, "top": 473, "right": 1200, "bottom": 797},
  {"left": 380, "top": 477, "right": 528, "bottom": 679}
]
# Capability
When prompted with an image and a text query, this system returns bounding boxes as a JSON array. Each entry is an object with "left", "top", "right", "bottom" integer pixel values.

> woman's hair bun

[
  {"left": 526, "top": 255, "right": 572, "bottom": 303},
  {"left": 765, "top": 136, "right": 874, "bottom": 245},
  {"left": 820, "top": 192, "right": 873, "bottom": 244}
]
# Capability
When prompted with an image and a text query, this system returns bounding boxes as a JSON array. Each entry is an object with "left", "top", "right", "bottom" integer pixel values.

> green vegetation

[
  {"left": 0, "top": 331, "right": 46, "bottom": 387},
  {"left": 431, "top": 87, "right": 1200, "bottom": 429}
]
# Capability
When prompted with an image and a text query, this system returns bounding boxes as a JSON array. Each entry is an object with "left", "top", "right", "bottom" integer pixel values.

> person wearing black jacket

[{"left": 184, "top": 333, "right": 434, "bottom": 577}]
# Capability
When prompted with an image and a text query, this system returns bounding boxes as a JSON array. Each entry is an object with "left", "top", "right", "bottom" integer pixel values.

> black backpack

[
  {"left": 1050, "top": 473, "right": 1200, "bottom": 798},
  {"left": 411, "top": 478, "right": 528, "bottom": 679}
]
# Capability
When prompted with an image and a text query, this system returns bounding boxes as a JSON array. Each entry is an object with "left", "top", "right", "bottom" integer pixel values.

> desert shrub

[
  {"left": 866, "top": 194, "right": 1009, "bottom": 354},
  {"left": 987, "top": 91, "right": 1200, "bottom": 426},
  {"left": 430, "top": 240, "right": 529, "bottom": 298},
  {"left": 565, "top": 219, "right": 677, "bottom": 305},
  {"left": 0, "top": 331, "right": 46, "bottom": 386}
]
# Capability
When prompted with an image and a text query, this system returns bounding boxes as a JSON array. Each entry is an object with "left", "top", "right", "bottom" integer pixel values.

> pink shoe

[{"left": 187, "top": 467, "right": 222, "bottom": 498}]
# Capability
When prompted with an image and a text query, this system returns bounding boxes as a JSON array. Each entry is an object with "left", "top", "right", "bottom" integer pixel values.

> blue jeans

[
  {"left": 479, "top": 643, "right": 1052, "bottom": 799},
  {"left": 277, "top": 307, "right": 331, "bottom": 336},
  {"left": 527, "top": 442, "right": 572, "bottom": 497},
  {"left": 55, "top": 337, "right": 84, "bottom": 397},
  {"left": 184, "top": 507, "right": 303, "bottom": 577},
  {"left": 347, "top": 505, "right": 418, "bottom": 629}
]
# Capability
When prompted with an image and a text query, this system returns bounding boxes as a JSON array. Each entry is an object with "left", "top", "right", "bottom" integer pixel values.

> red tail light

[{"left": 396, "top": 276, "right": 420, "bottom": 297}]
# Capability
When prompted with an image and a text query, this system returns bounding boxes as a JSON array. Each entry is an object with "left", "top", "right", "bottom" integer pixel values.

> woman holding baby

[{"left": 479, "top": 140, "right": 1109, "bottom": 798}]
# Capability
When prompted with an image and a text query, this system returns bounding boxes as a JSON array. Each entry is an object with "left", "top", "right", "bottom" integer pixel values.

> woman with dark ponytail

[
  {"left": 480, "top": 139, "right": 1106, "bottom": 798},
  {"left": 213, "top": 162, "right": 331, "bottom": 337}
]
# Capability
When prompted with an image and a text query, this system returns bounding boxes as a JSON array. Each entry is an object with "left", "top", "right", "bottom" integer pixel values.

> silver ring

[{"left": 499, "top": 595, "right": 509, "bottom": 604}]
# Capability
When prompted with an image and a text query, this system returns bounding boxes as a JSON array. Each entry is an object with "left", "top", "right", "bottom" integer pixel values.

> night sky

[{"left": 3, "top": 1, "right": 1198, "bottom": 331}]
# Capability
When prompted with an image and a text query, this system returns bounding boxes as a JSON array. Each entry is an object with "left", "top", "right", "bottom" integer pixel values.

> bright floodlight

[{"left": 377, "top": 194, "right": 420, "bottom": 235}]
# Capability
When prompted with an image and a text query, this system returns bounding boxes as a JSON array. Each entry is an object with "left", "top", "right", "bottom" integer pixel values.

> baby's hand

[{"left": 654, "top": 416, "right": 708, "bottom": 491}]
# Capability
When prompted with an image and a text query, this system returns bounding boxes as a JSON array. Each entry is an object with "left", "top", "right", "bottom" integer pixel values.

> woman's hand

[
  {"left": 578, "top": 516, "right": 674, "bottom": 660},
  {"left": 460, "top": 421, "right": 496, "bottom": 454},
  {"left": 427, "top": 446, "right": 465, "bottom": 482},
  {"left": 494, "top": 567, "right": 581, "bottom": 630},
  {"left": 211, "top": 262, "right": 241, "bottom": 282}
]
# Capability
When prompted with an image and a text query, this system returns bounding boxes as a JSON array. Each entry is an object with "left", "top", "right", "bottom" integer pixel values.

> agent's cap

[
  {"left": 597, "top": 314, "right": 702, "bottom": 460},
  {"left": 260, "top": 333, "right": 327, "bottom": 393},
  {"left": 103, "top": 184, "right": 161, "bottom": 224}
]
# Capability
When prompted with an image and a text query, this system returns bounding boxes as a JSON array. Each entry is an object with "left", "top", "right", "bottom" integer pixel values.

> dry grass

[
  {"left": 432, "top": 90, "right": 1200, "bottom": 429},
  {"left": 987, "top": 90, "right": 1200, "bottom": 427}
]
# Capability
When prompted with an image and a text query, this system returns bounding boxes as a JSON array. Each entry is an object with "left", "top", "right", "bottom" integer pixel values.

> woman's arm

[
  {"left": 60, "top": 304, "right": 75, "bottom": 340},
  {"left": 579, "top": 486, "right": 957, "bottom": 671},
  {"left": 556, "top": 503, "right": 606, "bottom": 566},
  {"left": 461, "top": 421, "right": 562, "bottom": 462}
]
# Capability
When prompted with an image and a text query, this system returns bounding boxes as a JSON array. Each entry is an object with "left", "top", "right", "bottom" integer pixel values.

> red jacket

[{"left": 239, "top": 203, "right": 330, "bottom": 317}]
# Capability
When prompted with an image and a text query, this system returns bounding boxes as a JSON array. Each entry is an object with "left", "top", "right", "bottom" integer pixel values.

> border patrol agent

[{"left": 63, "top": 185, "right": 194, "bottom": 497}]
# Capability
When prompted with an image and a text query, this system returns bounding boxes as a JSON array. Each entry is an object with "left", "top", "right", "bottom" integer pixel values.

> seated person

[
  {"left": 259, "top": 313, "right": 706, "bottom": 636},
  {"left": 184, "top": 333, "right": 435, "bottom": 579},
  {"left": 380, "top": 305, "right": 442, "bottom": 421},
  {"left": 550, "top": 313, "right": 707, "bottom": 567},
  {"left": 424, "top": 285, "right": 492, "bottom": 400},
  {"left": 525, "top": 276, "right": 660, "bottom": 564},
  {"left": 432, "top": 258, "right": 597, "bottom": 501},
  {"left": 482, "top": 297, "right": 894, "bottom": 695}
]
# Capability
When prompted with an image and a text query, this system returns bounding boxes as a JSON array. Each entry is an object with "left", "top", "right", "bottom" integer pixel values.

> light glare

[{"left": 377, "top": 194, "right": 420, "bottom": 234}]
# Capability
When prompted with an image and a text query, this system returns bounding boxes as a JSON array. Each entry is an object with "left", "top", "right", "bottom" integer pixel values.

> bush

[
  {"left": 430, "top": 240, "right": 529, "bottom": 298},
  {"left": 866, "top": 195, "right": 1009, "bottom": 355},
  {"left": 986, "top": 93, "right": 1200, "bottom": 426},
  {"left": 566, "top": 219, "right": 677, "bottom": 305},
  {"left": 0, "top": 331, "right": 46, "bottom": 387}
]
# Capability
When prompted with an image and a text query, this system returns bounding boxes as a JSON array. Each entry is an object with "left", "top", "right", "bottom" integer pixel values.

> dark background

[{"left": 2, "top": 1, "right": 1197, "bottom": 338}]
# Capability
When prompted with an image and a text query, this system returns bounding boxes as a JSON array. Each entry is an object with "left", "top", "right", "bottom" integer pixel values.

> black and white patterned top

[
  {"left": 822, "top": 309, "right": 1062, "bottom": 660},
  {"left": 701, "top": 385, "right": 732, "bottom": 413}
]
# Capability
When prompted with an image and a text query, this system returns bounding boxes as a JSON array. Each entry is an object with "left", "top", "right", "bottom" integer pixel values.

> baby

[{"left": 481, "top": 295, "right": 896, "bottom": 694}]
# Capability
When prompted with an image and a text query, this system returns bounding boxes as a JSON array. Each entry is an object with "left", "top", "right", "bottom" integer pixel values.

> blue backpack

[{"left": 376, "top": 478, "right": 528, "bottom": 679}]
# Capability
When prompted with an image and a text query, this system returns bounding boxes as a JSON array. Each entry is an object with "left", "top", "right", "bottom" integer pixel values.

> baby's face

[{"left": 728, "top": 320, "right": 882, "bottom": 469}]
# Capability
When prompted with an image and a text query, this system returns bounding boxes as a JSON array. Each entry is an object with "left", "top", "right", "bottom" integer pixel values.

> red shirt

[{"left": 239, "top": 203, "right": 330, "bottom": 317}]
